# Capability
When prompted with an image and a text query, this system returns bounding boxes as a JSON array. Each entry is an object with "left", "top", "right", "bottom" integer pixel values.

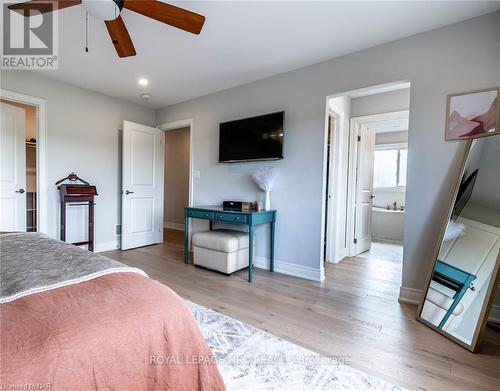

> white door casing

[
  {"left": 325, "top": 110, "right": 350, "bottom": 263},
  {"left": 121, "top": 121, "right": 164, "bottom": 250},
  {"left": 353, "top": 124, "right": 375, "bottom": 255},
  {"left": 0, "top": 102, "right": 26, "bottom": 231},
  {"left": 325, "top": 115, "right": 336, "bottom": 263}
]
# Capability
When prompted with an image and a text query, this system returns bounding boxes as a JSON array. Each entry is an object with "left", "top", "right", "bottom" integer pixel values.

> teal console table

[
  {"left": 184, "top": 206, "right": 276, "bottom": 282},
  {"left": 432, "top": 260, "right": 476, "bottom": 329}
]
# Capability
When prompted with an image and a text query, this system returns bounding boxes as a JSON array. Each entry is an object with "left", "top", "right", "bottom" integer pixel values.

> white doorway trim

[
  {"left": 0, "top": 89, "right": 48, "bottom": 234},
  {"left": 322, "top": 80, "right": 410, "bottom": 275},
  {"left": 347, "top": 110, "right": 409, "bottom": 256},
  {"left": 324, "top": 106, "right": 347, "bottom": 264},
  {"left": 324, "top": 112, "right": 338, "bottom": 264},
  {"left": 350, "top": 110, "right": 409, "bottom": 130},
  {"left": 158, "top": 118, "right": 194, "bottom": 208}
]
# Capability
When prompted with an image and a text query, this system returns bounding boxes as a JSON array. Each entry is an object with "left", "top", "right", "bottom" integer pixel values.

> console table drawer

[
  {"left": 214, "top": 213, "right": 248, "bottom": 224},
  {"left": 188, "top": 210, "right": 214, "bottom": 219}
]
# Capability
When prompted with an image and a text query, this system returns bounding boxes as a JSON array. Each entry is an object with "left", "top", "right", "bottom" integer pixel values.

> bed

[{"left": 0, "top": 232, "right": 225, "bottom": 390}]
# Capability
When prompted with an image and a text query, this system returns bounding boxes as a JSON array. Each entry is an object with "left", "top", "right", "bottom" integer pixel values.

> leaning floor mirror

[{"left": 417, "top": 135, "right": 500, "bottom": 352}]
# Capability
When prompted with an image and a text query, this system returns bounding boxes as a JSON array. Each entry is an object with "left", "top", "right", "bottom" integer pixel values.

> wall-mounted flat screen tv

[{"left": 219, "top": 111, "right": 284, "bottom": 162}]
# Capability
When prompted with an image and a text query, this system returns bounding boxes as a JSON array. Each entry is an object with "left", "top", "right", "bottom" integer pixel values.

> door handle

[
  {"left": 125, "top": 190, "right": 134, "bottom": 195},
  {"left": 16, "top": 188, "right": 25, "bottom": 194},
  {"left": 370, "top": 195, "right": 375, "bottom": 199}
]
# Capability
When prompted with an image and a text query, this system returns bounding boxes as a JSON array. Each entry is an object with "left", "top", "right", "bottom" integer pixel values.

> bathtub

[{"left": 371, "top": 206, "right": 405, "bottom": 242}]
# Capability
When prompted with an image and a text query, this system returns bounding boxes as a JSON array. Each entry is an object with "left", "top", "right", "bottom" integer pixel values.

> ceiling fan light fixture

[
  {"left": 82, "top": 0, "right": 124, "bottom": 21},
  {"left": 13, "top": 0, "right": 207, "bottom": 59}
]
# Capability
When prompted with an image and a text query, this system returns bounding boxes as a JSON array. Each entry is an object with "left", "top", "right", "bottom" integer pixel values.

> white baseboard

[
  {"left": 489, "top": 304, "right": 500, "bottom": 322},
  {"left": 164, "top": 222, "right": 184, "bottom": 231},
  {"left": 398, "top": 286, "right": 423, "bottom": 305},
  {"left": 372, "top": 238, "right": 404, "bottom": 245},
  {"left": 94, "top": 240, "right": 120, "bottom": 253},
  {"left": 254, "top": 256, "right": 325, "bottom": 282}
]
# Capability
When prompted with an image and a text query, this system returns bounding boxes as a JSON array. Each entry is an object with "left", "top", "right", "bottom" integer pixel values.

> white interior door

[
  {"left": 354, "top": 124, "right": 375, "bottom": 255},
  {"left": 0, "top": 102, "right": 26, "bottom": 231},
  {"left": 121, "top": 121, "right": 164, "bottom": 250}
]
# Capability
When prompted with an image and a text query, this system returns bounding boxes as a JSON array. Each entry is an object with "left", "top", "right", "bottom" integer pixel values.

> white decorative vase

[{"left": 265, "top": 191, "right": 271, "bottom": 211}]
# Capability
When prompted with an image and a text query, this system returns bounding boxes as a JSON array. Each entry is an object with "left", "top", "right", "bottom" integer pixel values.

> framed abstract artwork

[{"left": 445, "top": 88, "right": 499, "bottom": 140}]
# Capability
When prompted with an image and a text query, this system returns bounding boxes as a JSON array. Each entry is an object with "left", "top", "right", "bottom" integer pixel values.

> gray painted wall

[
  {"left": 375, "top": 131, "right": 408, "bottom": 145},
  {"left": 1, "top": 71, "right": 156, "bottom": 250},
  {"left": 351, "top": 88, "right": 411, "bottom": 118},
  {"left": 156, "top": 13, "right": 500, "bottom": 294}
]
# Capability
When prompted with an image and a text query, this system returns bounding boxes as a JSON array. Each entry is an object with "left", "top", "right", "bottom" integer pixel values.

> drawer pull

[
  {"left": 214, "top": 213, "right": 247, "bottom": 224},
  {"left": 188, "top": 211, "right": 214, "bottom": 219}
]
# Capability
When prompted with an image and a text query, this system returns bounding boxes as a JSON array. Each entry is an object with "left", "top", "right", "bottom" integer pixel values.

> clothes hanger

[{"left": 55, "top": 172, "right": 90, "bottom": 186}]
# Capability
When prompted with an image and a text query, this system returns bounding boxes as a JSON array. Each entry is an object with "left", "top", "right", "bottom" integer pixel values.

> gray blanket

[{"left": 0, "top": 232, "right": 147, "bottom": 303}]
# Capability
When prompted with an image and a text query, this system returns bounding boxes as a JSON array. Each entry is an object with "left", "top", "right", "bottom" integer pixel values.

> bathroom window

[{"left": 373, "top": 143, "right": 407, "bottom": 188}]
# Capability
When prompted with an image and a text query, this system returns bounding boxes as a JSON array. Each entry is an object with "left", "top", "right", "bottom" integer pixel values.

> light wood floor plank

[{"left": 103, "top": 229, "right": 500, "bottom": 391}]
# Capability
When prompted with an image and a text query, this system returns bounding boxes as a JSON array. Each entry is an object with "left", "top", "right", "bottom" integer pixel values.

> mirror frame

[{"left": 416, "top": 138, "right": 500, "bottom": 352}]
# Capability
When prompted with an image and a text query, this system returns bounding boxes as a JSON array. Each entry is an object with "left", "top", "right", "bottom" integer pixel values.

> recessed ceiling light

[
  {"left": 141, "top": 93, "right": 152, "bottom": 100},
  {"left": 138, "top": 78, "right": 148, "bottom": 86}
]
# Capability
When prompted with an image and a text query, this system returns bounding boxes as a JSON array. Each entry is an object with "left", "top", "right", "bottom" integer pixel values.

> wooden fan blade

[
  {"left": 105, "top": 16, "right": 136, "bottom": 58},
  {"left": 8, "top": 0, "right": 80, "bottom": 16},
  {"left": 124, "top": 0, "right": 205, "bottom": 35}
]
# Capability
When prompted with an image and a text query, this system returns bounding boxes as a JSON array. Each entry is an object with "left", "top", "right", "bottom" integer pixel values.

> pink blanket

[{"left": 0, "top": 272, "right": 225, "bottom": 390}]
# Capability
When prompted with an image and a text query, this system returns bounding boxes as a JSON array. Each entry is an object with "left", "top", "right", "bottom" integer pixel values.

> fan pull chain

[{"left": 85, "top": 12, "right": 89, "bottom": 53}]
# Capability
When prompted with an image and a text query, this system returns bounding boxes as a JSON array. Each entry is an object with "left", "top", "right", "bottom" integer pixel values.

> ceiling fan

[{"left": 8, "top": 0, "right": 206, "bottom": 58}]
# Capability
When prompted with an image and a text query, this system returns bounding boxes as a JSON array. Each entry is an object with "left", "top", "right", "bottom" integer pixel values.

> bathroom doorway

[
  {"left": 323, "top": 82, "right": 411, "bottom": 269},
  {"left": 351, "top": 110, "right": 409, "bottom": 264}
]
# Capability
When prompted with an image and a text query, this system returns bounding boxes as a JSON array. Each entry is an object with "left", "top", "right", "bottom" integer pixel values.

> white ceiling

[
  {"left": 364, "top": 118, "right": 409, "bottom": 134},
  {"left": 30, "top": 1, "right": 500, "bottom": 109}
]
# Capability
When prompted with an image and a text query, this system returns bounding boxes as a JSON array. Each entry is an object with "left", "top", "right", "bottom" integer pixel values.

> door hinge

[
  {"left": 354, "top": 238, "right": 358, "bottom": 244},
  {"left": 357, "top": 136, "right": 361, "bottom": 142}
]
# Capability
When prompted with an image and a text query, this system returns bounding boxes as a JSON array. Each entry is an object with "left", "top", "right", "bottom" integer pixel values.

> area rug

[{"left": 187, "top": 301, "right": 403, "bottom": 391}]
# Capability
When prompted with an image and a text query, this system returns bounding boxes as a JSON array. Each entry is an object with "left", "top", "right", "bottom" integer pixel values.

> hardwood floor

[
  {"left": 162, "top": 227, "right": 184, "bottom": 248},
  {"left": 104, "top": 229, "right": 500, "bottom": 391}
]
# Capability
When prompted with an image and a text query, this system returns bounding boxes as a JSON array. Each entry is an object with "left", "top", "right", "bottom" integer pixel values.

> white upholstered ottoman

[{"left": 192, "top": 229, "right": 253, "bottom": 274}]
